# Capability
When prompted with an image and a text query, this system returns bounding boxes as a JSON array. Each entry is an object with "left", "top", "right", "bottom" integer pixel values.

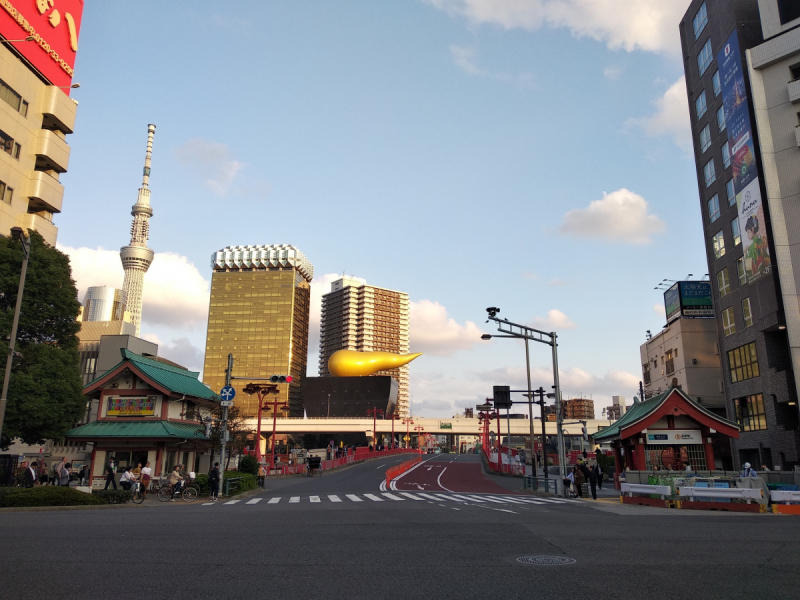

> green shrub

[
  {"left": 92, "top": 490, "right": 132, "bottom": 504},
  {"left": 238, "top": 455, "right": 259, "bottom": 476},
  {"left": 0, "top": 486, "right": 104, "bottom": 507},
  {"left": 195, "top": 473, "right": 210, "bottom": 495},
  {"left": 222, "top": 471, "right": 257, "bottom": 496}
]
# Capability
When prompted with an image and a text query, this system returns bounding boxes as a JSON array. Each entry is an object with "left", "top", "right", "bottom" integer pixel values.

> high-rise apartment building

[
  {"left": 0, "top": 3, "right": 84, "bottom": 245},
  {"left": 681, "top": 0, "right": 800, "bottom": 470},
  {"left": 202, "top": 244, "right": 313, "bottom": 417},
  {"left": 319, "top": 277, "right": 411, "bottom": 417},
  {"left": 120, "top": 124, "right": 156, "bottom": 337},
  {"left": 82, "top": 286, "right": 127, "bottom": 322}
]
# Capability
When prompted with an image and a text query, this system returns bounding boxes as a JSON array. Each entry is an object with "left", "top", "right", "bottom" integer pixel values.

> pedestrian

[
  {"left": 133, "top": 462, "right": 142, "bottom": 482},
  {"left": 579, "top": 460, "right": 590, "bottom": 482},
  {"left": 761, "top": 464, "right": 770, "bottom": 471},
  {"left": 572, "top": 464, "right": 584, "bottom": 498},
  {"left": 55, "top": 458, "right": 70, "bottom": 486},
  {"left": 120, "top": 468, "right": 133, "bottom": 491},
  {"left": 141, "top": 461, "right": 152, "bottom": 498},
  {"left": 596, "top": 463, "right": 603, "bottom": 489},
  {"left": 588, "top": 465, "right": 598, "bottom": 500},
  {"left": 40, "top": 462, "right": 49, "bottom": 486},
  {"left": 104, "top": 462, "right": 117, "bottom": 490},
  {"left": 24, "top": 461, "right": 37, "bottom": 488},
  {"left": 209, "top": 462, "right": 221, "bottom": 501},
  {"left": 740, "top": 462, "right": 759, "bottom": 477},
  {"left": 582, "top": 449, "right": 588, "bottom": 460}
]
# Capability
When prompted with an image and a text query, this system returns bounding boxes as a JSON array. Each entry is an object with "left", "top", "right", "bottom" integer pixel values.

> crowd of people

[
  {"left": 18, "top": 458, "right": 90, "bottom": 488},
  {"left": 564, "top": 459, "right": 604, "bottom": 500}
]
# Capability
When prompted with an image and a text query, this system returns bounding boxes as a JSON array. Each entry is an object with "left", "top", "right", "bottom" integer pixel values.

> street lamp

[
  {"left": 480, "top": 307, "right": 567, "bottom": 478},
  {"left": 366, "top": 407, "right": 384, "bottom": 449},
  {"left": 402, "top": 418, "right": 414, "bottom": 449},
  {"left": 0, "top": 227, "right": 31, "bottom": 444}
]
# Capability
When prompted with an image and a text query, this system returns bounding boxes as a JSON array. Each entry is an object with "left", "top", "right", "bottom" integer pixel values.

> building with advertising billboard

[
  {"left": 319, "top": 277, "right": 411, "bottom": 417},
  {"left": 0, "top": 0, "right": 83, "bottom": 245},
  {"left": 202, "top": 245, "right": 313, "bottom": 418},
  {"left": 680, "top": 0, "right": 800, "bottom": 470},
  {"left": 664, "top": 281, "right": 715, "bottom": 323}
]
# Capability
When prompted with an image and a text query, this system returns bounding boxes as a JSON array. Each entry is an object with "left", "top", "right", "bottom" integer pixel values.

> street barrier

[
  {"left": 677, "top": 486, "right": 763, "bottom": 503},
  {"left": 385, "top": 456, "right": 422, "bottom": 485},
  {"left": 770, "top": 490, "right": 800, "bottom": 503},
  {"left": 621, "top": 483, "right": 672, "bottom": 499}
]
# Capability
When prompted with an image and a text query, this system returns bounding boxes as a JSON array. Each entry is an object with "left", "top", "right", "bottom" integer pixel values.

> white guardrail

[
  {"left": 621, "top": 483, "right": 672, "bottom": 499},
  {"left": 770, "top": 490, "right": 800, "bottom": 503},
  {"left": 677, "top": 487, "right": 762, "bottom": 503}
]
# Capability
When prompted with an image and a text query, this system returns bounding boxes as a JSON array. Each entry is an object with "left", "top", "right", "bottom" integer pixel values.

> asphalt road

[{"left": 1, "top": 454, "right": 799, "bottom": 599}]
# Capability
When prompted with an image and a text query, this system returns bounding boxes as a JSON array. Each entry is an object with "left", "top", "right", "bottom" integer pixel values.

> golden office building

[
  {"left": 1, "top": 3, "right": 84, "bottom": 244},
  {"left": 202, "top": 245, "right": 313, "bottom": 417}
]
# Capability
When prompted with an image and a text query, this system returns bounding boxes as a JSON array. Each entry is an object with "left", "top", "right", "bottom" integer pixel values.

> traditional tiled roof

[{"left": 65, "top": 420, "right": 207, "bottom": 439}]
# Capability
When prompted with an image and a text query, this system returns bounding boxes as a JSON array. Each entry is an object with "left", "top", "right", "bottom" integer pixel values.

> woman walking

[
  {"left": 209, "top": 462, "right": 221, "bottom": 502},
  {"left": 572, "top": 464, "right": 584, "bottom": 498},
  {"left": 140, "top": 461, "right": 152, "bottom": 498}
]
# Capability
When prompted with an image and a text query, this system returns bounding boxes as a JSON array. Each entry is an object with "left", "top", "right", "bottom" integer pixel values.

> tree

[
  {"left": 239, "top": 455, "right": 258, "bottom": 476},
  {"left": 206, "top": 405, "right": 254, "bottom": 471},
  {"left": 0, "top": 231, "right": 84, "bottom": 449}
]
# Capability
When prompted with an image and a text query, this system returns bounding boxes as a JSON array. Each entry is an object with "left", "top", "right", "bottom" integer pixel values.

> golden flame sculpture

[{"left": 328, "top": 350, "right": 422, "bottom": 377}]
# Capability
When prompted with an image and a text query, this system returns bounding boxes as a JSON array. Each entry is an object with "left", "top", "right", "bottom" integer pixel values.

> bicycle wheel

[
  {"left": 158, "top": 485, "right": 172, "bottom": 502},
  {"left": 182, "top": 486, "right": 198, "bottom": 502},
  {"left": 132, "top": 491, "right": 145, "bottom": 504}
]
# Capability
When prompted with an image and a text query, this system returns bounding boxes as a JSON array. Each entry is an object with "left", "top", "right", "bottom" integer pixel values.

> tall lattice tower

[{"left": 120, "top": 124, "right": 156, "bottom": 337}]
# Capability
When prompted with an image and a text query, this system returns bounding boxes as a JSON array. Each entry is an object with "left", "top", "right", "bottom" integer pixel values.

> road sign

[
  {"left": 220, "top": 386, "right": 236, "bottom": 401},
  {"left": 220, "top": 400, "right": 234, "bottom": 408}
]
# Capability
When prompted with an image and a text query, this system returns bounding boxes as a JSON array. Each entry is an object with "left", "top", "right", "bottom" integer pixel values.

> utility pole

[{"left": 219, "top": 353, "right": 233, "bottom": 474}]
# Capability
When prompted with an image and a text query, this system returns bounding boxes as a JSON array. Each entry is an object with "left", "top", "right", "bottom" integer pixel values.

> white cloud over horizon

[
  {"left": 428, "top": 0, "right": 691, "bottom": 55},
  {"left": 175, "top": 138, "right": 246, "bottom": 197},
  {"left": 410, "top": 299, "right": 485, "bottom": 356},
  {"left": 626, "top": 76, "right": 692, "bottom": 153},
  {"left": 449, "top": 44, "right": 536, "bottom": 89},
  {"left": 532, "top": 309, "right": 576, "bottom": 330},
  {"left": 559, "top": 188, "right": 666, "bottom": 245}
]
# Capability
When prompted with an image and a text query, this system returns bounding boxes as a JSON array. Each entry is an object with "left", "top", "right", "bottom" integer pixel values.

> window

[
  {"left": 643, "top": 363, "right": 651, "bottom": 385},
  {"left": 708, "top": 194, "right": 720, "bottom": 222},
  {"left": 727, "top": 179, "right": 736, "bottom": 206},
  {"left": 712, "top": 70, "right": 721, "bottom": 97},
  {"left": 0, "top": 78, "right": 27, "bottom": 116},
  {"left": 693, "top": 3, "right": 709, "bottom": 38},
  {"left": 84, "top": 358, "right": 97, "bottom": 376},
  {"left": 665, "top": 350, "right": 675, "bottom": 375},
  {"left": 722, "top": 141, "right": 731, "bottom": 168},
  {"left": 696, "top": 91, "right": 708, "bottom": 119},
  {"left": 0, "top": 128, "right": 15, "bottom": 156},
  {"left": 778, "top": 0, "right": 800, "bottom": 25},
  {"left": 712, "top": 230, "right": 726, "bottom": 259},
  {"left": 717, "top": 268, "right": 731, "bottom": 297},
  {"left": 0, "top": 180, "right": 12, "bottom": 205},
  {"left": 700, "top": 124, "right": 712, "bottom": 152},
  {"left": 722, "top": 307, "right": 736, "bottom": 336},
  {"left": 737, "top": 257, "right": 747, "bottom": 285},
  {"left": 717, "top": 106, "right": 726, "bottom": 132},
  {"left": 734, "top": 394, "right": 767, "bottom": 431},
  {"left": 698, "top": 38, "right": 713, "bottom": 75},
  {"left": 731, "top": 217, "right": 741, "bottom": 245},
  {"left": 742, "top": 297, "right": 753, "bottom": 327},
  {"left": 728, "top": 342, "right": 760, "bottom": 383},
  {"left": 704, "top": 158, "right": 716, "bottom": 187}
]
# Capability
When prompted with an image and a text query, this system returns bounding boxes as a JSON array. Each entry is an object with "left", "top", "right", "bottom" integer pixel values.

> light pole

[
  {"left": 414, "top": 426, "right": 424, "bottom": 453},
  {"left": 0, "top": 227, "right": 31, "bottom": 445},
  {"left": 481, "top": 307, "right": 567, "bottom": 479},
  {"left": 402, "top": 418, "right": 414, "bottom": 449},
  {"left": 243, "top": 383, "right": 279, "bottom": 463},
  {"left": 367, "top": 407, "right": 384, "bottom": 449}
]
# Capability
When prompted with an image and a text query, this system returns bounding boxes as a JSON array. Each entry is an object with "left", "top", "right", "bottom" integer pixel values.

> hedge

[
  {"left": 92, "top": 490, "right": 133, "bottom": 504},
  {"left": 223, "top": 471, "right": 257, "bottom": 495},
  {"left": 0, "top": 486, "right": 105, "bottom": 508},
  {"left": 239, "top": 455, "right": 259, "bottom": 476}
]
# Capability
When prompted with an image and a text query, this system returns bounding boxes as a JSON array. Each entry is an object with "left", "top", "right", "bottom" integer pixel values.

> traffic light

[
  {"left": 270, "top": 375, "right": 294, "bottom": 383},
  {"left": 493, "top": 385, "right": 512, "bottom": 410}
]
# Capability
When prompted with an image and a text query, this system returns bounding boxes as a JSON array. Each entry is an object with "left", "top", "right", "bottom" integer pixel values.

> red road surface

[{"left": 393, "top": 456, "right": 515, "bottom": 494}]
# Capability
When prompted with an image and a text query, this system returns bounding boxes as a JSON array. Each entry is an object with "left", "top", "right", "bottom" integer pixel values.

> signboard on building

[
  {"left": 718, "top": 32, "right": 771, "bottom": 284},
  {"left": 645, "top": 430, "right": 702, "bottom": 445},
  {"left": 107, "top": 396, "right": 156, "bottom": 417},
  {"left": 440, "top": 422, "right": 452, "bottom": 430},
  {"left": 664, "top": 281, "right": 713, "bottom": 324},
  {"left": 0, "top": 0, "right": 84, "bottom": 90}
]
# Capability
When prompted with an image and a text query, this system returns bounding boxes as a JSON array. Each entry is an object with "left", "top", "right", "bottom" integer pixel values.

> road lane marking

[
  {"left": 515, "top": 498, "right": 547, "bottom": 505},
  {"left": 417, "top": 493, "right": 443, "bottom": 501},
  {"left": 289, "top": 497, "right": 300, "bottom": 503},
  {"left": 434, "top": 495, "right": 465, "bottom": 502},
  {"left": 449, "top": 494, "right": 484, "bottom": 503},
  {"left": 381, "top": 493, "right": 404, "bottom": 501},
  {"left": 399, "top": 492, "right": 425, "bottom": 500},
  {"left": 224, "top": 500, "right": 240, "bottom": 505},
  {"left": 310, "top": 496, "right": 321, "bottom": 503},
  {"left": 246, "top": 498, "right": 262, "bottom": 505},
  {"left": 202, "top": 502, "right": 215, "bottom": 506},
  {"left": 485, "top": 496, "right": 526, "bottom": 504},
  {"left": 268, "top": 497, "right": 281, "bottom": 504},
  {"left": 376, "top": 464, "right": 387, "bottom": 469},
  {"left": 536, "top": 497, "right": 568, "bottom": 504},
  {"left": 363, "top": 494, "right": 384, "bottom": 502},
  {"left": 436, "top": 467, "right": 454, "bottom": 492},
  {"left": 328, "top": 495, "right": 342, "bottom": 503},
  {"left": 346, "top": 494, "right": 363, "bottom": 502},
  {"left": 466, "top": 495, "right": 506, "bottom": 504}
]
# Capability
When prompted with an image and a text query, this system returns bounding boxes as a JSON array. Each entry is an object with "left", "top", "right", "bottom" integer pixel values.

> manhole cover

[{"left": 516, "top": 556, "right": 576, "bottom": 566}]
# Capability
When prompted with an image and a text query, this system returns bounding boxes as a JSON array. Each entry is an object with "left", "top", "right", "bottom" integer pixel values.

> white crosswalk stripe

[{"left": 201, "top": 492, "right": 581, "bottom": 507}]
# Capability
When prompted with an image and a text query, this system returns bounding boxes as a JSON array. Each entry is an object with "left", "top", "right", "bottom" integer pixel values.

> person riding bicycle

[{"left": 169, "top": 465, "right": 183, "bottom": 501}]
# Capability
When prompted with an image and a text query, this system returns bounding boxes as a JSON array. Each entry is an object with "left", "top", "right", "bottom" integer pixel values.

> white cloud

[
  {"left": 653, "top": 302, "right": 666, "bottom": 316},
  {"left": 450, "top": 45, "right": 485, "bottom": 75},
  {"left": 559, "top": 188, "right": 666, "bottom": 245},
  {"left": 175, "top": 138, "right": 245, "bottom": 197},
  {"left": 603, "top": 65, "right": 622, "bottom": 80},
  {"left": 60, "top": 245, "right": 210, "bottom": 329},
  {"left": 548, "top": 278, "right": 568, "bottom": 287},
  {"left": 531, "top": 309, "right": 576, "bottom": 330},
  {"left": 626, "top": 76, "right": 692, "bottom": 153},
  {"left": 523, "top": 271, "right": 539, "bottom": 280},
  {"left": 427, "top": 0, "right": 691, "bottom": 55},
  {"left": 410, "top": 299, "right": 485, "bottom": 356}
]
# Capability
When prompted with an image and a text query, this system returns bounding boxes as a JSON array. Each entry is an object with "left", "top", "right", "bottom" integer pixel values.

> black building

[
  {"left": 680, "top": 0, "right": 799, "bottom": 469},
  {"left": 303, "top": 376, "right": 398, "bottom": 418}
]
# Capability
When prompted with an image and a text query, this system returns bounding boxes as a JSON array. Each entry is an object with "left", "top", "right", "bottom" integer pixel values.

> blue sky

[{"left": 58, "top": 0, "right": 703, "bottom": 417}]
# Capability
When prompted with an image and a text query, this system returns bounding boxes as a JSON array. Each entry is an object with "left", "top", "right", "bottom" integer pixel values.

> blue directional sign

[{"left": 220, "top": 386, "right": 236, "bottom": 401}]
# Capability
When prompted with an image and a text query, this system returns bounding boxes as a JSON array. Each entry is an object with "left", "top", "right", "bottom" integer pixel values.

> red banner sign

[{"left": 0, "top": 0, "right": 84, "bottom": 90}]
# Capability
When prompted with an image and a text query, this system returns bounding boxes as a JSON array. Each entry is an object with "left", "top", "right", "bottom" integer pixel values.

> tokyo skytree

[{"left": 120, "top": 124, "right": 156, "bottom": 337}]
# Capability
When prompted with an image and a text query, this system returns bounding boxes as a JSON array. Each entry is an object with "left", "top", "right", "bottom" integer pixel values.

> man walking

[
  {"left": 24, "top": 462, "right": 38, "bottom": 488},
  {"left": 56, "top": 458, "right": 70, "bottom": 486},
  {"left": 209, "top": 462, "right": 221, "bottom": 501},
  {"left": 588, "top": 465, "right": 598, "bottom": 500},
  {"left": 596, "top": 463, "right": 603, "bottom": 489},
  {"left": 104, "top": 460, "right": 117, "bottom": 490}
]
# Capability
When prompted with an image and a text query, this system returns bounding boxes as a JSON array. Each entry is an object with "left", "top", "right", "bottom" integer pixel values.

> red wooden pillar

[
  {"left": 613, "top": 443, "right": 623, "bottom": 474},
  {"left": 634, "top": 438, "right": 647, "bottom": 470},
  {"left": 703, "top": 438, "right": 715, "bottom": 470}
]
